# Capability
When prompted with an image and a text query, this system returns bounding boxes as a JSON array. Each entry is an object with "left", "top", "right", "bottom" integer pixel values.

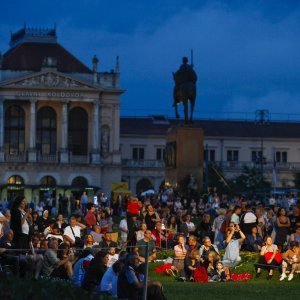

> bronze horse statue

[{"left": 173, "top": 57, "right": 197, "bottom": 124}]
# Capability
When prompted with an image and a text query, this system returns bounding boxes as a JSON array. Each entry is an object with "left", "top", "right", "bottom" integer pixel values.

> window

[
  {"left": 156, "top": 148, "right": 165, "bottom": 160},
  {"left": 132, "top": 147, "right": 144, "bottom": 160},
  {"left": 227, "top": 150, "right": 239, "bottom": 161},
  {"left": 68, "top": 107, "right": 88, "bottom": 155},
  {"left": 276, "top": 151, "right": 287, "bottom": 163},
  {"left": 251, "top": 150, "right": 263, "bottom": 163},
  {"left": 4, "top": 105, "right": 25, "bottom": 154},
  {"left": 204, "top": 149, "right": 215, "bottom": 162},
  {"left": 37, "top": 107, "right": 57, "bottom": 154}
]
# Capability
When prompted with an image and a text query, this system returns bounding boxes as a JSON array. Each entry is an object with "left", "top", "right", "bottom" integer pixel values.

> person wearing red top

[
  {"left": 151, "top": 221, "right": 167, "bottom": 248},
  {"left": 84, "top": 203, "right": 97, "bottom": 232},
  {"left": 127, "top": 198, "right": 142, "bottom": 216}
]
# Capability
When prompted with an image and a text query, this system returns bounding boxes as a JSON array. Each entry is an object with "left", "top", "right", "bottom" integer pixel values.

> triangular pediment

[{"left": 0, "top": 70, "right": 101, "bottom": 90}]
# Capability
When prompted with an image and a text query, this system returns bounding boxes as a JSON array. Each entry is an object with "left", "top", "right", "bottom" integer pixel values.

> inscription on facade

[{"left": 16, "top": 91, "right": 82, "bottom": 98}]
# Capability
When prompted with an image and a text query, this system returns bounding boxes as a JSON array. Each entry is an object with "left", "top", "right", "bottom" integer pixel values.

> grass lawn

[{"left": 149, "top": 262, "right": 300, "bottom": 300}]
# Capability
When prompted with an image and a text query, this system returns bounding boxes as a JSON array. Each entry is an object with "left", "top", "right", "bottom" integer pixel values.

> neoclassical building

[{"left": 0, "top": 26, "right": 123, "bottom": 202}]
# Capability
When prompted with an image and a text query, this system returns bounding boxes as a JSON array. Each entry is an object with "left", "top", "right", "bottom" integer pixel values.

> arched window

[
  {"left": 7, "top": 175, "right": 24, "bottom": 185},
  {"left": 136, "top": 178, "right": 153, "bottom": 195},
  {"left": 4, "top": 105, "right": 25, "bottom": 154},
  {"left": 71, "top": 176, "right": 88, "bottom": 188},
  {"left": 68, "top": 107, "right": 88, "bottom": 155},
  {"left": 37, "top": 107, "right": 57, "bottom": 154},
  {"left": 40, "top": 176, "right": 56, "bottom": 187}
]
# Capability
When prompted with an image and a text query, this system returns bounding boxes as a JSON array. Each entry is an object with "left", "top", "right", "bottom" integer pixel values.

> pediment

[{"left": 1, "top": 70, "right": 99, "bottom": 90}]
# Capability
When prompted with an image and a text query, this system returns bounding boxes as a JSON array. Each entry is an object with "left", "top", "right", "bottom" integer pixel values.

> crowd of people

[{"left": 0, "top": 188, "right": 300, "bottom": 298}]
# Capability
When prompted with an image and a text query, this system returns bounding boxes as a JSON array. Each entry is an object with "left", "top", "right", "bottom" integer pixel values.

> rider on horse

[{"left": 173, "top": 57, "right": 197, "bottom": 123}]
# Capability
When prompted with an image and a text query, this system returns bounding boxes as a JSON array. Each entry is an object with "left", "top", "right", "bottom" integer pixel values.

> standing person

[
  {"left": 119, "top": 215, "right": 129, "bottom": 246},
  {"left": 171, "top": 234, "right": 187, "bottom": 278},
  {"left": 274, "top": 207, "right": 290, "bottom": 252},
  {"left": 84, "top": 203, "right": 97, "bottom": 233},
  {"left": 240, "top": 204, "right": 258, "bottom": 235},
  {"left": 230, "top": 206, "right": 241, "bottom": 225},
  {"left": 144, "top": 204, "right": 160, "bottom": 231},
  {"left": 81, "top": 191, "right": 88, "bottom": 215},
  {"left": 10, "top": 196, "right": 31, "bottom": 251},
  {"left": 212, "top": 208, "right": 226, "bottom": 250}
]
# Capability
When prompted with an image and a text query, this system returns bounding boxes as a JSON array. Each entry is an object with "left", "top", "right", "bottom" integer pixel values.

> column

[
  {"left": 28, "top": 99, "right": 37, "bottom": 162},
  {"left": 91, "top": 100, "right": 100, "bottom": 163},
  {"left": 60, "top": 101, "right": 69, "bottom": 163},
  {"left": 0, "top": 97, "right": 4, "bottom": 161},
  {"left": 112, "top": 103, "right": 121, "bottom": 163}
]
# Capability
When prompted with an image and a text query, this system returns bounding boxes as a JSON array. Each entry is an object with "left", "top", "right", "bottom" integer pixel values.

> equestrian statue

[{"left": 173, "top": 56, "right": 197, "bottom": 124}]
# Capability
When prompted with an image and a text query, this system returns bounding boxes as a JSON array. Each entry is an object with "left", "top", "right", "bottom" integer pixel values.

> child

[{"left": 210, "top": 261, "right": 227, "bottom": 282}]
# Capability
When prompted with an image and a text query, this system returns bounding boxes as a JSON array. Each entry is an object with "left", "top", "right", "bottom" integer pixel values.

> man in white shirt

[{"left": 63, "top": 216, "right": 86, "bottom": 245}]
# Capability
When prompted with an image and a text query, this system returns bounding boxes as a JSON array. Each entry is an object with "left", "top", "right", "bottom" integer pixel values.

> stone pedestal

[{"left": 165, "top": 125, "right": 204, "bottom": 194}]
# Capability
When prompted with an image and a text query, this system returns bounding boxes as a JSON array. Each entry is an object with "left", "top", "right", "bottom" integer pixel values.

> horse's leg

[
  {"left": 190, "top": 98, "right": 195, "bottom": 123},
  {"left": 184, "top": 99, "right": 188, "bottom": 124}
]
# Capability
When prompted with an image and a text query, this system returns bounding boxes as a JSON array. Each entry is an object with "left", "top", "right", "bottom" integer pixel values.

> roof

[
  {"left": 2, "top": 42, "right": 92, "bottom": 73},
  {"left": 120, "top": 117, "right": 300, "bottom": 139}
]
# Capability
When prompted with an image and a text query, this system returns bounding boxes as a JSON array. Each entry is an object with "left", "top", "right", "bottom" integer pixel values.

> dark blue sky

[{"left": 1, "top": 0, "right": 300, "bottom": 119}]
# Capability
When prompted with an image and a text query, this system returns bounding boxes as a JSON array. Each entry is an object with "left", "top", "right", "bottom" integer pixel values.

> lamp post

[{"left": 255, "top": 109, "right": 270, "bottom": 187}]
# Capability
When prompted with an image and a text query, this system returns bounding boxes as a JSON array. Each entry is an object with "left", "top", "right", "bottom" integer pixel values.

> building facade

[
  {"left": 0, "top": 26, "right": 123, "bottom": 202},
  {"left": 120, "top": 116, "right": 300, "bottom": 193}
]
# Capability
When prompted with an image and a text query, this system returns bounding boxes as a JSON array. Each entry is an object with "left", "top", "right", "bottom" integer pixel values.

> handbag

[{"left": 70, "top": 226, "right": 84, "bottom": 247}]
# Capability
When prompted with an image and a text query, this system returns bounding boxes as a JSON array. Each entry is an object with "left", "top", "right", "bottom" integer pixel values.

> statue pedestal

[{"left": 165, "top": 125, "right": 204, "bottom": 194}]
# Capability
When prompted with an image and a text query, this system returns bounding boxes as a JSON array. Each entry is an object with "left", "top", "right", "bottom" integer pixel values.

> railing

[
  {"left": 70, "top": 154, "right": 89, "bottom": 164},
  {"left": 37, "top": 153, "right": 58, "bottom": 163},
  {"left": 4, "top": 152, "right": 27, "bottom": 162},
  {"left": 209, "top": 161, "right": 300, "bottom": 171},
  {"left": 122, "top": 159, "right": 165, "bottom": 168}
]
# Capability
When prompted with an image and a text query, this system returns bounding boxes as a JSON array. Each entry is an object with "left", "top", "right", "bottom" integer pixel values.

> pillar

[
  {"left": 28, "top": 99, "right": 37, "bottom": 162},
  {"left": 60, "top": 101, "right": 69, "bottom": 163},
  {"left": 91, "top": 100, "right": 100, "bottom": 163}
]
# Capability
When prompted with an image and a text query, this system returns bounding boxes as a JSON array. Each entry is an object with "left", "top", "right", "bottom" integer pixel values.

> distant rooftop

[{"left": 10, "top": 25, "right": 57, "bottom": 48}]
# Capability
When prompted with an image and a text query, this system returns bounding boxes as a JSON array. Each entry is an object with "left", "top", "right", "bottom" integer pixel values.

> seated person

[
  {"left": 83, "top": 234, "right": 98, "bottom": 249},
  {"left": 280, "top": 241, "right": 300, "bottom": 281},
  {"left": 99, "top": 232, "right": 118, "bottom": 249},
  {"left": 256, "top": 236, "right": 281, "bottom": 280},
  {"left": 45, "top": 223, "right": 64, "bottom": 244},
  {"left": 151, "top": 221, "right": 167, "bottom": 248},
  {"left": 82, "top": 250, "right": 109, "bottom": 291},
  {"left": 170, "top": 234, "right": 187, "bottom": 277},
  {"left": 209, "top": 261, "right": 227, "bottom": 282},
  {"left": 117, "top": 252, "right": 167, "bottom": 300},
  {"left": 107, "top": 246, "right": 119, "bottom": 267},
  {"left": 243, "top": 226, "right": 264, "bottom": 252},
  {"left": 100, "top": 251, "right": 128, "bottom": 297},
  {"left": 184, "top": 249, "right": 201, "bottom": 281},
  {"left": 221, "top": 223, "right": 245, "bottom": 269},
  {"left": 90, "top": 225, "right": 103, "bottom": 243},
  {"left": 206, "top": 251, "right": 220, "bottom": 279},
  {"left": 63, "top": 216, "right": 86, "bottom": 247},
  {"left": 72, "top": 246, "right": 100, "bottom": 287},
  {"left": 42, "top": 238, "right": 74, "bottom": 279},
  {"left": 136, "top": 230, "right": 157, "bottom": 263},
  {"left": 199, "top": 236, "right": 219, "bottom": 269}
]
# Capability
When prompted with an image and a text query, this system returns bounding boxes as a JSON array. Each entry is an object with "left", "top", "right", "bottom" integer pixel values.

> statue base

[{"left": 165, "top": 124, "right": 204, "bottom": 195}]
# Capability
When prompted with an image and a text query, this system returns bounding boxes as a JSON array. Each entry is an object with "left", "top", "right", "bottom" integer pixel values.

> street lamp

[{"left": 255, "top": 109, "right": 270, "bottom": 187}]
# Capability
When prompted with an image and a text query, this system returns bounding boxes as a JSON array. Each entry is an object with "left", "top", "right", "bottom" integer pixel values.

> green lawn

[{"left": 149, "top": 262, "right": 300, "bottom": 300}]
